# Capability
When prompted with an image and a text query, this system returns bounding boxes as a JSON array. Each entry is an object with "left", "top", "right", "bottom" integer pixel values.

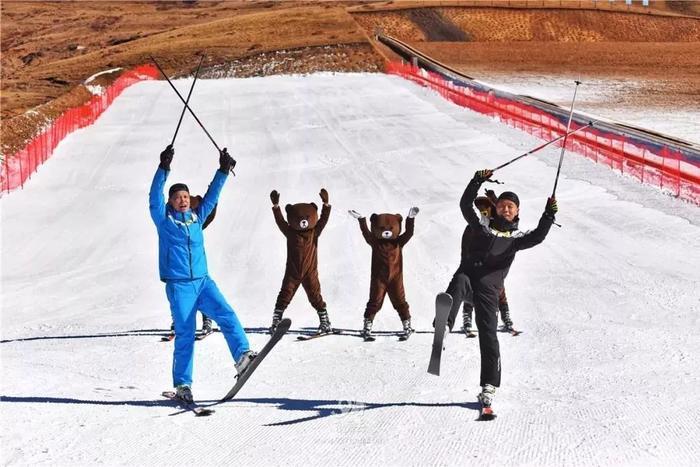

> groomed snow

[{"left": 1, "top": 73, "right": 699, "bottom": 466}]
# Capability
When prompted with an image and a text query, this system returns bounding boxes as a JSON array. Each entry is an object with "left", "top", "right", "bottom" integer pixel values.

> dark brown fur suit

[
  {"left": 189, "top": 195, "right": 217, "bottom": 229},
  {"left": 359, "top": 213, "right": 414, "bottom": 320},
  {"left": 271, "top": 190, "right": 331, "bottom": 313}
]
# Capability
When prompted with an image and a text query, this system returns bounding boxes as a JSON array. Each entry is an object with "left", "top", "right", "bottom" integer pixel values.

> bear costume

[
  {"left": 349, "top": 207, "right": 419, "bottom": 340},
  {"left": 269, "top": 188, "right": 333, "bottom": 334}
]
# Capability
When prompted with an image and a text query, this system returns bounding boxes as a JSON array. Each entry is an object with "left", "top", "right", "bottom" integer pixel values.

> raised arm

[
  {"left": 315, "top": 188, "right": 331, "bottom": 236},
  {"left": 460, "top": 170, "right": 492, "bottom": 229},
  {"left": 198, "top": 170, "right": 227, "bottom": 221},
  {"left": 148, "top": 145, "right": 173, "bottom": 226},
  {"left": 398, "top": 207, "right": 418, "bottom": 247},
  {"left": 359, "top": 217, "right": 374, "bottom": 246},
  {"left": 270, "top": 190, "right": 289, "bottom": 235},
  {"left": 197, "top": 148, "right": 233, "bottom": 221},
  {"left": 512, "top": 198, "right": 558, "bottom": 252}
]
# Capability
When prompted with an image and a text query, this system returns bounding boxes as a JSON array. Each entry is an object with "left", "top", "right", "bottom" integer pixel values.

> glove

[
  {"left": 219, "top": 147, "right": 236, "bottom": 173},
  {"left": 407, "top": 207, "right": 419, "bottom": 218},
  {"left": 473, "top": 169, "right": 493, "bottom": 184},
  {"left": 348, "top": 210, "right": 363, "bottom": 219},
  {"left": 270, "top": 190, "right": 280, "bottom": 205},
  {"left": 319, "top": 188, "right": 329, "bottom": 204},
  {"left": 545, "top": 196, "right": 558, "bottom": 219},
  {"left": 159, "top": 144, "right": 174, "bottom": 170}
]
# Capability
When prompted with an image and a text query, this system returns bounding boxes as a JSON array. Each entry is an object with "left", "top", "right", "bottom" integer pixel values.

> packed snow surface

[{"left": 2, "top": 73, "right": 699, "bottom": 466}]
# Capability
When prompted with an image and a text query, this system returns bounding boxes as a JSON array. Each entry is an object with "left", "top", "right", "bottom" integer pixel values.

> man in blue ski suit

[{"left": 149, "top": 144, "right": 255, "bottom": 403}]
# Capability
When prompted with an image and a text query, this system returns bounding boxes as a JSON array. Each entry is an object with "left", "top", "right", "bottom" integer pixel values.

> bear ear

[
  {"left": 310, "top": 202, "right": 318, "bottom": 210},
  {"left": 370, "top": 214, "right": 377, "bottom": 223},
  {"left": 285, "top": 204, "right": 292, "bottom": 213},
  {"left": 396, "top": 213, "right": 403, "bottom": 222}
]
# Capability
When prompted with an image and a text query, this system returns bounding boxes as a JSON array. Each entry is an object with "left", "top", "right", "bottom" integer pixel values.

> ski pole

[
  {"left": 551, "top": 80, "right": 582, "bottom": 197},
  {"left": 170, "top": 55, "right": 205, "bottom": 146},
  {"left": 493, "top": 121, "right": 593, "bottom": 172},
  {"left": 151, "top": 55, "right": 235, "bottom": 176},
  {"left": 150, "top": 55, "right": 221, "bottom": 152}
]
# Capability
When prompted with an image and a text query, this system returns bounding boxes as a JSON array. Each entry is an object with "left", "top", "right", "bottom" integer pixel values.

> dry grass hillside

[
  {"left": 353, "top": 7, "right": 700, "bottom": 41},
  {"left": 1, "top": 1, "right": 384, "bottom": 156}
]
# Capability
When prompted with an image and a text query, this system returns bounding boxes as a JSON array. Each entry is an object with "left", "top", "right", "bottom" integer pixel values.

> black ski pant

[{"left": 446, "top": 268, "right": 502, "bottom": 388}]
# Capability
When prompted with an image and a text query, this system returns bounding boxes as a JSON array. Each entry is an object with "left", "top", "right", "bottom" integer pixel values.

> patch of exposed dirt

[
  {"left": 203, "top": 43, "right": 383, "bottom": 79},
  {"left": 406, "top": 9, "right": 469, "bottom": 41}
]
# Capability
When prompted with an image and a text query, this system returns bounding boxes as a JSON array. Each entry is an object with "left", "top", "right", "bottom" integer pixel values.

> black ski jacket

[{"left": 459, "top": 177, "right": 554, "bottom": 274}]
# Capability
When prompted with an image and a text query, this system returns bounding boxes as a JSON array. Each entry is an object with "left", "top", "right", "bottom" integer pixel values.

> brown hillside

[
  {"left": 1, "top": 1, "right": 383, "bottom": 156},
  {"left": 2, "top": 1, "right": 698, "bottom": 159},
  {"left": 353, "top": 7, "right": 700, "bottom": 42}
]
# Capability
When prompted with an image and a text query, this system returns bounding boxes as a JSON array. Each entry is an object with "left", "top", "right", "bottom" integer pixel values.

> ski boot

[
  {"left": 462, "top": 306, "right": 477, "bottom": 337},
  {"left": 400, "top": 318, "right": 414, "bottom": 340},
  {"left": 317, "top": 309, "right": 333, "bottom": 334},
  {"left": 477, "top": 384, "right": 497, "bottom": 420},
  {"left": 477, "top": 384, "right": 496, "bottom": 407},
  {"left": 499, "top": 301, "right": 515, "bottom": 331},
  {"left": 269, "top": 309, "right": 283, "bottom": 335},
  {"left": 361, "top": 318, "right": 375, "bottom": 341},
  {"left": 235, "top": 350, "right": 258, "bottom": 377},
  {"left": 461, "top": 306, "right": 473, "bottom": 335},
  {"left": 175, "top": 384, "right": 194, "bottom": 404},
  {"left": 201, "top": 315, "right": 213, "bottom": 336}
]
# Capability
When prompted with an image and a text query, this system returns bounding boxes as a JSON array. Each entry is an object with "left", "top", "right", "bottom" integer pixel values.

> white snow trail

[{"left": 2, "top": 73, "right": 699, "bottom": 466}]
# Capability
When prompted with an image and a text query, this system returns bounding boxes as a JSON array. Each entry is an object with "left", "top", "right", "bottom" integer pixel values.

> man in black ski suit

[{"left": 445, "top": 169, "right": 558, "bottom": 408}]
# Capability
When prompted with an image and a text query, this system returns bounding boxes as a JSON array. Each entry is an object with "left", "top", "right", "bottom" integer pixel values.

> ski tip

[
  {"left": 478, "top": 407, "right": 496, "bottom": 421},
  {"left": 194, "top": 408, "right": 215, "bottom": 417},
  {"left": 278, "top": 318, "right": 292, "bottom": 332}
]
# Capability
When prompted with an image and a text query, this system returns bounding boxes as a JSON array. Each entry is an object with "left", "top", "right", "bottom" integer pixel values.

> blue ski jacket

[{"left": 149, "top": 167, "right": 227, "bottom": 282}]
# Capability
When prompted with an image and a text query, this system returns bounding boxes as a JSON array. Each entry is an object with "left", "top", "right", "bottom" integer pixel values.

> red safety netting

[
  {"left": 387, "top": 62, "right": 700, "bottom": 205},
  {"left": 1, "top": 64, "right": 160, "bottom": 196}
]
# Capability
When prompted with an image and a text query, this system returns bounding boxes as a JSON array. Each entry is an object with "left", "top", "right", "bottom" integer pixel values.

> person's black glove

[
  {"left": 544, "top": 196, "right": 558, "bottom": 220},
  {"left": 473, "top": 169, "right": 493, "bottom": 184},
  {"left": 270, "top": 190, "right": 280, "bottom": 205},
  {"left": 159, "top": 144, "right": 174, "bottom": 171},
  {"left": 319, "top": 188, "right": 329, "bottom": 205},
  {"left": 219, "top": 147, "right": 236, "bottom": 173}
]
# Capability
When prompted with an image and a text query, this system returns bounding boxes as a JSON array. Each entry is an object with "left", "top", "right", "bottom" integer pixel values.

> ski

[
  {"left": 499, "top": 326, "right": 523, "bottom": 336},
  {"left": 221, "top": 318, "right": 291, "bottom": 401},
  {"left": 398, "top": 329, "right": 414, "bottom": 341},
  {"left": 428, "top": 292, "right": 453, "bottom": 376},
  {"left": 478, "top": 405, "right": 496, "bottom": 421},
  {"left": 296, "top": 328, "right": 342, "bottom": 341},
  {"left": 161, "top": 333, "right": 175, "bottom": 342},
  {"left": 162, "top": 391, "right": 215, "bottom": 416},
  {"left": 362, "top": 334, "right": 376, "bottom": 342},
  {"left": 195, "top": 328, "right": 216, "bottom": 341}
]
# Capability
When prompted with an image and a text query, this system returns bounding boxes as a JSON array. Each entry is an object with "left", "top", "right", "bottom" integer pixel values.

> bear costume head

[
  {"left": 285, "top": 203, "right": 319, "bottom": 231},
  {"left": 369, "top": 213, "right": 403, "bottom": 240}
]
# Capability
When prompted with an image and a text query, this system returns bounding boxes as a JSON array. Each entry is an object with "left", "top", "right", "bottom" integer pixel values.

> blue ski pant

[{"left": 165, "top": 276, "right": 249, "bottom": 387}]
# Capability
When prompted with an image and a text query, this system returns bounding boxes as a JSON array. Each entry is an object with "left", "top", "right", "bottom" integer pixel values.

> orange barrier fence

[
  {"left": 1, "top": 64, "right": 160, "bottom": 196},
  {"left": 387, "top": 61, "right": 700, "bottom": 205}
]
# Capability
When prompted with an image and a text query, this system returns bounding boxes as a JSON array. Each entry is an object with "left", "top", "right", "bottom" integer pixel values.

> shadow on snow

[
  {"left": 0, "top": 395, "right": 481, "bottom": 424},
  {"left": 1, "top": 327, "right": 438, "bottom": 344}
]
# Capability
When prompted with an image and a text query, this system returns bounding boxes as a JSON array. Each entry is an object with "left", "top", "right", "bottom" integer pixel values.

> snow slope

[{"left": 2, "top": 73, "right": 699, "bottom": 466}]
